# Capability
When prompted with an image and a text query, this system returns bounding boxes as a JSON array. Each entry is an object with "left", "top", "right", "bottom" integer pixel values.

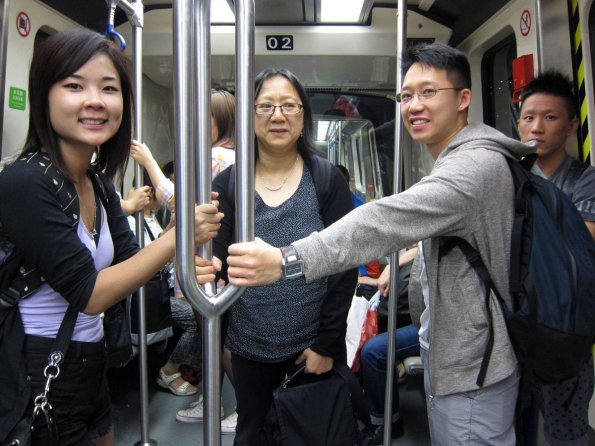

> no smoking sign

[{"left": 520, "top": 9, "right": 531, "bottom": 37}]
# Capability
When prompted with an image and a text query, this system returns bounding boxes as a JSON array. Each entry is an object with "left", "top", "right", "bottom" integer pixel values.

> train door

[
  {"left": 0, "top": 0, "right": 79, "bottom": 159},
  {"left": 481, "top": 34, "right": 518, "bottom": 139}
]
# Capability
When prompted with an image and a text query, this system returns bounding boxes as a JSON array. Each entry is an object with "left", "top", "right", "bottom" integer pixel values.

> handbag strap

[
  {"left": 144, "top": 219, "right": 157, "bottom": 241},
  {"left": 285, "top": 362, "right": 372, "bottom": 428},
  {"left": 31, "top": 304, "right": 79, "bottom": 446},
  {"left": 332, "top": 362, "right": 372, "bottom": 428}
]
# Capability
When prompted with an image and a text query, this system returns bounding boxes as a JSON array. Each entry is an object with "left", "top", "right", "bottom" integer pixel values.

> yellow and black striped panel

[{"left": 570, "top": 0, "right": 590, "bottom": 163}]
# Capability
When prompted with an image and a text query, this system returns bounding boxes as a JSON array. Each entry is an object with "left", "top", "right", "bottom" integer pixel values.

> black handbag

[
  {"left": 2, "top": 305, "right": 78, "bottom": 446},
  {"left": 104, "top": 300, "right": 134, "bottom": 368},
  {"left": 2, "top": 416, "right": 33, "bottom": 446},
  {"left": 129, "top": 221, "right": 173, "bottom": 338},
  {"left": 259, "top": 363, "right": 372, "bottom": 446}
]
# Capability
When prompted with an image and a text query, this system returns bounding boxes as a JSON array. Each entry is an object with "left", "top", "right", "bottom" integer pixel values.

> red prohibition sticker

[
  {"left": 16, "top": 11, "right": 31, "bottom": 37},
  {"left": 520, "top": 9, "right": 531, "bottom": 37}
]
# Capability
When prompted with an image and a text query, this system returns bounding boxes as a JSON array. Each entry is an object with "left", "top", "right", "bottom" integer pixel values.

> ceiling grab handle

[
  {"left": 174, "top": 0, "right": 254, "bottom": 444},
  {"left": 105, "top": 0, "right": 127, "bottom": 51}
]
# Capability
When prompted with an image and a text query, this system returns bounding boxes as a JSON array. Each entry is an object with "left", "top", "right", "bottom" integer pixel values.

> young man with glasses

[{"left": 224, "top": 43, "right": 533, "bottom": 444}]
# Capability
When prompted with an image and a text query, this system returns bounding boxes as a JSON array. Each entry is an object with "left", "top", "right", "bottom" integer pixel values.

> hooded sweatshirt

[{"left": 293, "top": 122, "right": 534, "bottom": 396}]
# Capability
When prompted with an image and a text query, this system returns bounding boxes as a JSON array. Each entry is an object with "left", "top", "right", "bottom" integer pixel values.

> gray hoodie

[{"left": 294, "top": 122, "right": 534, "bottom": 396}]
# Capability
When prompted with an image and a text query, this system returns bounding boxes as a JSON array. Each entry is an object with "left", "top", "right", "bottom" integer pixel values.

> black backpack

[{"left": 440, "top": 155, "right": 595, "bottom": 388}]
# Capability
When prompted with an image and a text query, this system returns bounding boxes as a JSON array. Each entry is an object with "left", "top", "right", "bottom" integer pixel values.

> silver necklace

[
  {"left": 80, "top": 199, "right": 97, "bottom": 237},
  {"left": 260, "top": 154, "right": 300, "bottom": 192}
]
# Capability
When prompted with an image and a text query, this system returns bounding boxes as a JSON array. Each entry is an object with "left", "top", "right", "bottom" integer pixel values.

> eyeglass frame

[
  {"left": 254, "top": 103, "right": 304, "bottom": 115},
  {"left": 396, "top": 87, "right": 464, "bottom": 104}
]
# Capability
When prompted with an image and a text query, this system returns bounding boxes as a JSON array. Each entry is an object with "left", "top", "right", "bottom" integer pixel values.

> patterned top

[
  {"left": 225, "top": 166, "right": 328, "bottom": 362},
  {"left": 155, "top": 146, "right": 235, "bottom": 212}
]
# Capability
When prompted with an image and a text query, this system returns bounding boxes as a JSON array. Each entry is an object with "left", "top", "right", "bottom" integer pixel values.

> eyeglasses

[
  {"left": 396, "top": 87, "right": 463, "bottom": 104},
  {"left": 254, "top": 103, "right": 303, "bottom": 115}
]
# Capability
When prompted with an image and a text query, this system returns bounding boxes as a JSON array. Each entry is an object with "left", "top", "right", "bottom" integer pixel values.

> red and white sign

[
  {"left": 520, "top": 9, "right": 531, "bottom": 37},
  {"left": 16, "top": 11, "right": 31, "bottom": 37}
]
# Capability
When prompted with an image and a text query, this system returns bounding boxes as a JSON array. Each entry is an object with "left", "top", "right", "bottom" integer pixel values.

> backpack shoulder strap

[
  {"left": 309, "top": 155, "right": 333, "bottom": 216},
  {"left": 439, "top": 237, "right": 503, "bottom": 387}
]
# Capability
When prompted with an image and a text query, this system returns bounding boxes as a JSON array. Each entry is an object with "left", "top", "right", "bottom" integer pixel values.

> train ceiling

[{"left": 38, "top": 0, "right": 512, "bottom": 47}]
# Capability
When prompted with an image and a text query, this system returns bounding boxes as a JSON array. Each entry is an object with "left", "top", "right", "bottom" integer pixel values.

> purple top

[{"left": 19, "top": 204, "right": 114, "bottom": 342}]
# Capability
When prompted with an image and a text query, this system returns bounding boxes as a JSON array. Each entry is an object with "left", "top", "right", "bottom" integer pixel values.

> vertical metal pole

[
  {"left": 234, "top": 1, "right": 255, "bottom": 243},
  {"left": 0, "top": 0, "right": 10, "bottom": 158},
  {"left": 129, "top": 1, "right": 156, "bottom": 444},
  {"left": 174, "top": 1, "right": 254, "bottom": 444},
  {"left": 194, "top": 0, "right": 223, "bottom": 443},
  {"left": 534, "top": 0, "right": 543, "bottom": 73},
  {"left": 383, "top": 1, "right": 407, "bottom": 444}
]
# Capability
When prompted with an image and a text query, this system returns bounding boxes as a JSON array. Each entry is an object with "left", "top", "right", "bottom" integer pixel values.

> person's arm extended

[
  {"left": 86, "top": 201, "right": 223, "bottom": 314},
  {"left": 130, "top": 140, "right": 168, "bottom": 189},
  {"left": 130, "top": 139, "right": 176, "bottom": 212},
  {"left": 227, "top": 152, "right": 487, "bottom": 286},
  {"left": 0, "top": 167, "right": 223, "bottom": 315}
]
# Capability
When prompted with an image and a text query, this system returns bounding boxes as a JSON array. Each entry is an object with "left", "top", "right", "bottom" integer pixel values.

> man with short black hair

[
  {"left": 225, "top": 43, "right": 534, "bottom": 444},
  {"left": 518, "top": 70, "right": 595, "bottom": 240},
  {"left": 518, "top": 70, "right": 594, "bottom": 446}
]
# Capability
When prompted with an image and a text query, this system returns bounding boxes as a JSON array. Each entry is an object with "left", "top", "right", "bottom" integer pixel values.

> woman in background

[{"left": 131, "top": 87, "right": 238, "bottom": 433}]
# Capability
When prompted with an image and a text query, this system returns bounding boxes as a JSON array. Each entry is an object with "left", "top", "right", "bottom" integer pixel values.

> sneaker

[
  {"left": 370, "top": 418, "right": 404, "bottom": 445},
  {"left": 221, "top": 411, "right": 237, "bottom": 434},
  {"left": 176, "top": 395, "right": 224, "bottom": 423}
]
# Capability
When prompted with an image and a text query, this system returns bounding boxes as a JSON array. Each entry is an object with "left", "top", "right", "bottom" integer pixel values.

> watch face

[{"left": 284, "top": 262, "right": 303, "bottom": 279}]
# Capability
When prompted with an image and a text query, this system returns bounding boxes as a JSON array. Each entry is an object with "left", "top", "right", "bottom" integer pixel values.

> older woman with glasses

[{"left": 210, "top": 68, "right": 358, "bottom": 445}]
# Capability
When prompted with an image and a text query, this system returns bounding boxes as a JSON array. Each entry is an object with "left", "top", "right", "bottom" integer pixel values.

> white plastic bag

[{"left": 346, "top": 291, "right": 381, "bottom": 369}]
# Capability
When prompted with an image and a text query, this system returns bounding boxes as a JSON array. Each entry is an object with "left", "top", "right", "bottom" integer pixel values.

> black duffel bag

[{"left": 259, "top": 362, "right": 373, "bottom": 446}]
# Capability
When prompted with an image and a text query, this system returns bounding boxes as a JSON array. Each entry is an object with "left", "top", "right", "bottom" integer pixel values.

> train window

[
  {"left": 310, "top": 92, "right": 395, "bottom": 202},
  {"left": 310, "top": 92, "right": 393, "bottom": 199},
  {"left": 481, "top": 33, "right": 519, "bottom": 139}
]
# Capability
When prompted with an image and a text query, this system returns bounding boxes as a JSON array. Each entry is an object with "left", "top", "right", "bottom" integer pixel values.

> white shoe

[
  {"left": 176, "top": 395, "right": 224, "bottom": 423},
  {"left": 221, "top": 411, "right": 237, "bottom": 434}
]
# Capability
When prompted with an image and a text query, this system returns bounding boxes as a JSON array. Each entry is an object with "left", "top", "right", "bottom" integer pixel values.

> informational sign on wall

[
  {"left": 266, "top": 35, "right": 294, "bottom": 51},
  {"left": 9, "top": 87, "right": 27, "bottom": 110},
  {"left": 16, "top": 11, "right": 31, "bottom": 37},
  {"left": 520, "top": 9, "right": 531, "bottom": 37}
]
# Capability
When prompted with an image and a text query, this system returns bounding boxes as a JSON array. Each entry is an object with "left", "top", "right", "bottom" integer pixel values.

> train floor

[{"left": 109, "top": 347, "right": 431, "bottom": 445}]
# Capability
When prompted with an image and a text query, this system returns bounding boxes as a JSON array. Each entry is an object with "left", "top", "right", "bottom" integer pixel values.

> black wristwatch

[{"left": 280, "top": 245, "right": 304, "bottom": 279}]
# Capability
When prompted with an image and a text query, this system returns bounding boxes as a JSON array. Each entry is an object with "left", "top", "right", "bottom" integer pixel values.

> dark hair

[
  {"left": 519, "top": 70, "right": 577, "bottom": 119},
  {"left": 335, "top": 164, "right": 350, "bottom": 183},
  {"left": 22, "top": 28, "right": 134, "bottom": 181},
  {"left": 211, "top": 89, "right": 235, "bottom": 147},
  {"left": 132, "top": 168, "right": 153, "bottom": 189},
  {"left": 254, "top": 68, "right": 317, "bottom": 163},
  {"left": 162, "top": 160, "right": 175, "bottom": 179},
  {"left": 402, "top": 43, "right": 471, "bottom": 90}
]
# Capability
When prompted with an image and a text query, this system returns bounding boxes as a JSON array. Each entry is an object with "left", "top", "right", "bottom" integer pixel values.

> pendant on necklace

[{"left": 263, "top": 181, "right": 286, "bottom": 192}]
